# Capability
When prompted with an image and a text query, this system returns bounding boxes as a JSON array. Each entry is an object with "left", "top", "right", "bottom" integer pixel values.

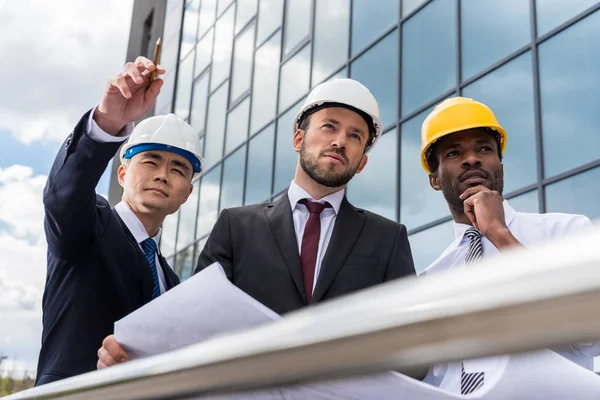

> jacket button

[{"left": 65, "top": 134, "right": 73, "bottom": 148}]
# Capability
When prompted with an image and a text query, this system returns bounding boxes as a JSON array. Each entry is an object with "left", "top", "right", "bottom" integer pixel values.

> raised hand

[{"left": 93, "top": 56, "right": 166, "bottom": 135}]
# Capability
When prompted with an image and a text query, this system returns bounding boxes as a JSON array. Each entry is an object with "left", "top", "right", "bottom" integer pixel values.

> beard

[
  {"left": 299, "top": 141, "right": 361, "bottom": 188},
  {"left": 441, "top": 166, "right": 504, "bottom": 214}
]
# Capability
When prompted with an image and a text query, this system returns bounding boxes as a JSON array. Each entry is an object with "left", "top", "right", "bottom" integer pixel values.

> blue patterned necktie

[
  {"left": 461, "top": 227, "right": 484, "bottom": 394},
  {"left": 141, "top": 238, "right": 161, "bottom": 299}
]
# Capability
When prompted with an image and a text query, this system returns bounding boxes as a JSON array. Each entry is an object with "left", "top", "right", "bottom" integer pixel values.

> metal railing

[{"left": 6, "top": 227, "right": 600, "bottom": 399}]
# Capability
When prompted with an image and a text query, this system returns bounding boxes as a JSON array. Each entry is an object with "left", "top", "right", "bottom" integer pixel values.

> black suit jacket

[
  {"left": 196, "top": 193, "right": 415, "bottom": 314},
  {"left": 36, "top": 111, "right": 179, "bottom": 385}
]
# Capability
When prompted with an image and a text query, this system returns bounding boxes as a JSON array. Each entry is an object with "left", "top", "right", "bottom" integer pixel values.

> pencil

[{"left": 147, "top": 37, "right": 162, "bottom": 89}]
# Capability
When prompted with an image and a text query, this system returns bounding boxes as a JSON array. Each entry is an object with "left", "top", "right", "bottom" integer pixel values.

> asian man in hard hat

[
  {"left": 418, "top": 97, "right": 600, "bottom": 395},
  {"left": 97, "top": 78, "right": 417, "bottom": 370},
  {"left": 35, "top": 56, "right": 202, "bottom": 385}
]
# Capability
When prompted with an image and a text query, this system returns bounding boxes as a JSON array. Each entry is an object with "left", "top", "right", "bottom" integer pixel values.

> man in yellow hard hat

[{"left": 418, "top": 97, "right": 600, "bottom": 395}]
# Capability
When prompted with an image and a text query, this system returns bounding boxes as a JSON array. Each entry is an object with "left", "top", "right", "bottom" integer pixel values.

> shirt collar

[
  {"left": 115, "top": 201, "right": 161, "bottom": 246},
  {"left": 453, "top": 199, "right": 517, "bottom": 242},
  {"left": 287, "top": 180, "right": 344, "bottom": 215}
]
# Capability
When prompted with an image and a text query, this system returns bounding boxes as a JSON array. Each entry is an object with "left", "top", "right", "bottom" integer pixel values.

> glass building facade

[{"left": 146, "top": 0, "right": 600, "bottom": 278}]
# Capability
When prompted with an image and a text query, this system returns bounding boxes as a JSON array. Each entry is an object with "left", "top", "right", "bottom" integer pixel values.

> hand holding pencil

[{"left": 93, "top": 38, "right": 165, "bottom": 136}]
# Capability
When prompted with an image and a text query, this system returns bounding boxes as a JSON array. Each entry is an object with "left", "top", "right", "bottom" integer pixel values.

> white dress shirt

[
  {"left": 86, "top": 109, "right": 167, "bottom": 294},
  {"left": 287, "top": 180, "right": 344, "bottom": 293},
  {"left": 420, "top": 200, "right": 600, "bottom": 393}
]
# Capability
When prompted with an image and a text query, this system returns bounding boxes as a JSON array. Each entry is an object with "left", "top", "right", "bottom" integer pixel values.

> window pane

[
  {"left": 231, "top": 24, "right": 256, "bottom": 102},
  {"left": 256, "top": 0, "right": 284, "bottom": 46},
  {"left": 177, "top": 245, "right": 195, "bottom": 281},
  {"left": 506, "top": 190, "right": 540, "bottom": 214},
  {"left": 217, "top": 0, "right": 235, "bottom": 16},
  {"left": 246, "top": 125, "right": 275, "bottom": 204},
  {"left": 329, "top": 67, "right": 347, "bottom": 81},
  {"left": 461, "top": 0, "right": 530, "bottom": 80},
  {"left": 546, "top": 167, "right": 600, "bottom": 220},
  {"left": 536, "top": 0, "right": 598, "bottom": 36},
  {"left": 351, "top": 0, "right": 398, "bottom": 56},
  {"left": 462, "top": 52, "right": 537, "bottom": 193},
  {"left": 409, "top": 220, "right": 454, "bottom": 274},
  {"left": 312, "top": 0, "right": 350, "bottom": 86},
  {"left": 203, "top": 83, "right": 229, "bottom": 169},
  {"left": 250, "top": 32, "right": 281, "bottom": 134},
  {"left": 283, "top": 0, "right": 312, "bottom": 54},
  {"left": 351, "top": 29, "right": 398, "bottom": 128},
  {"left": 155, "top": 70, "right": 176, "bottom": 113},
  {"left": 278, "top": 44, "right": 311, "bottom": 113},
  {"left": 160, "top": 212, "right": 180, "bottom": 257},
  {"left": 225, "top": 97, "right": 250, "bottom": 154},
  {"left": 539, "top": 11, "right": 600, "bottom": 177},
  {"left": 180, "top": 0, "right": 200, "bottom": 59},
  {"left": 194, "top": 28, "right": 214, "bottom": 77},
  {"left": 347, "top": 128, "right": 397, "bottom": 221},
  {"left": 161, "top": 36, "right": 181, "bottom": 73},
  {"left": 220, "top": 145, "right": 247, "bottom": 210},
  {"left": 236, "top": 0, "right": 258, "bottom": 34},
  {"left": 403, "top": 0, "right": 428, "bottom": 17},
  {"left": 274, "top": 100, "right": 303, "bottom": 193},
  {"left": 211, "top": 7, "right": 235, "bottom": 90},
  {"left": 163, "top": 0, "right": 184, "bottom": 46},
  {"left": 196, "top": 165, "right": 223, "bottom": 238},
  {"left": 198, "top": 0, "right": 217, "bottom": 38},
  {"left": 400, "top": 107, "right": 450, "bottom": 229},
  {"left": 176, "top": 181, "right": 200, "bottom": 251},
  {"left": 401, "top": 0, "right": 456, "bottom": 117},
  {"left": 174, "top": 53, "right": 195, "bottom": 119},
  {"left": 190, "top": 72, "right": 210, "bottom": 133}
]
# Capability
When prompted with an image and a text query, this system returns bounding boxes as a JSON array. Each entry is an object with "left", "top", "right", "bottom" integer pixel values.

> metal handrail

[{"left": 6, "top": 228, "right": 600, "bottom": 399}]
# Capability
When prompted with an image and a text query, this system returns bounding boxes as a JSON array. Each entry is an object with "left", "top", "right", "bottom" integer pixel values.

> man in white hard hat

[
  {"left": 35, "top": 56, "right": 202, "bottom": 385},
  {"left": 193, "top": 78, "right": 415, "bottom": 311},
  {"left": 96, "top": 78, "right": 416, "bottom": 370}
]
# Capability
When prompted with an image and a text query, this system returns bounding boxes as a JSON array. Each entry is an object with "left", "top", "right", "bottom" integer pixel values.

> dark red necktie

[{"left": 299, "top": 199, "right": 331, "bottom": 303}]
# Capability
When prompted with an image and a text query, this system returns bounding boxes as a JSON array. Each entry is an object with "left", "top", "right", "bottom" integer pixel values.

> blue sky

[
  {"left": 0, "top": 129, "right": 113, "bottom": 196},
  {"left": 0, "top": 0, "right": 132, "bottom": 376}
]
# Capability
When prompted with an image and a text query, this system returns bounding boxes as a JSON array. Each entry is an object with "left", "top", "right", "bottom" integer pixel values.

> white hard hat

[
  {"left": 293, "top": 78, "right": 383, "bottom": 153},
  {"left": 120, "top": 113, "right": 204, "bottom": 181}
]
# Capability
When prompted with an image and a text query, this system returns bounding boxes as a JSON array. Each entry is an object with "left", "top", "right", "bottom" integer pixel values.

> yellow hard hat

[{"left": 420, "top": 97, "right": 507, "bottom": 173}]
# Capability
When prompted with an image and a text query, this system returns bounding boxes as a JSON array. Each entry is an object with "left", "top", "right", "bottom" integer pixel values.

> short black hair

[{"left": 427, "top": 128, "right": 503, "bottom": 173}]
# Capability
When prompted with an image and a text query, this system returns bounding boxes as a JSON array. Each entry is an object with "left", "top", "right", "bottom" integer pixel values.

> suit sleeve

[
  {"left": 383, "top": 224, "right": 416, "bottom": 281},
  {"left": 194, "top": 208, "right": 234, "bottom": 281},
  {"left": 43, "top": 110, "right": 125, "bottom": 259}
]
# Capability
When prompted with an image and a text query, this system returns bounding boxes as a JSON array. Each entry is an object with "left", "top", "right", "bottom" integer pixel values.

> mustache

[
  {"left": 320, "top": 148, "right": 349, "bottom": 164},
  {"left": 459, "top": 167, "right": 488, "bottom": 182}
]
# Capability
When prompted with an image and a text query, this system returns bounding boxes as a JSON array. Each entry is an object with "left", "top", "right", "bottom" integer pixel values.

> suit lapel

[
  {"left": 264, "top": 193, "right": 307, "bottom": 303},
  {"left": 311, "top": 197, "right": 365, "bottom": 303},
  {"left": 158, "top": 255, "right": 180, "bottom": 290}
]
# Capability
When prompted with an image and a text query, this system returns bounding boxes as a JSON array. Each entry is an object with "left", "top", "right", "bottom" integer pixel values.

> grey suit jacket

[{"left": 195, "top": 192, "right": 415, "bottom": 314}]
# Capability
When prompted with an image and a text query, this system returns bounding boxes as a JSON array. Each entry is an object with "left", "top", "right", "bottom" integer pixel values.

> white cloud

[
  {"left": 0, "top": 272, "right": 40, "bottom": 313},
  {"left": 0, "top": 165, "right": 46, "bottom": 239},
  {"left": 0, "top": 0, "right": 133, "bottom": 145},
  {"left": 0, "top": 0, "right": 135, "bottom": 378},
  {"left": 0, "top": 166, "right": 47, "bottom": 376}
]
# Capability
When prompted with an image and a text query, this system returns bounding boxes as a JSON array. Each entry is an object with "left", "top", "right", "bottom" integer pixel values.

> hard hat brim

[
  {"left": 124, "top": 143, "right": 203, "bottom": 174},
  {"left": 421, "top": 125, "right": 507, "bottom": 174}
]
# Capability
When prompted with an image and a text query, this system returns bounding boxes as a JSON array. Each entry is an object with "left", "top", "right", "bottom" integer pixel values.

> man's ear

[
  {"left": 355, "top": 154, "right": 368, "bottom": 175},
  {"left": 429, "top": 171, "right": 441, "bottom": 191},
  {"left": 117, "top": 164, "right": 127, "bottom": 187},
  {"left": 293, "top": 129, "right": 304, "bottom": 153}
]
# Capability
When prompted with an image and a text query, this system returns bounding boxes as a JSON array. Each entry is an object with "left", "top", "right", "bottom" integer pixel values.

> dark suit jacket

[
  {"left": 36, "top": 111, "right": 179, "bottom": 385},
  {"left": 196, "top": 193, "right": 415, "bottom": 314}
]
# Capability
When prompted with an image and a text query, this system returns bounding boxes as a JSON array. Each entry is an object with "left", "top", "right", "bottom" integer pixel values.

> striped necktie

[
  {"left": 141, "top": 238, "right": 161, "bottom": 299},
  {"left": 461, "top": 227, "right": 484, "bottom": 394}
]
